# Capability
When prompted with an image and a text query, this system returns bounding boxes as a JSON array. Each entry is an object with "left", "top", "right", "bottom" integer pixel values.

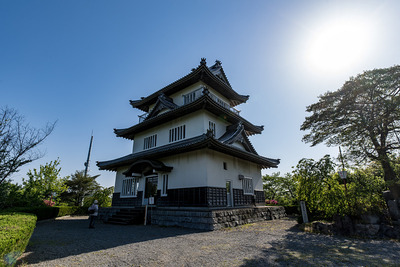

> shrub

[
  {"left": 0, "top": 212, "right": 37, "bottom": 266},
  {"left": 265, "top": 199, "right": 278, "bottom": 205},
  {"left": 4, "top": 207, "right": 59, "bottom": 221},
  {"left": 4, "top": 206, "right": 85, "bottom": 221},
  {"left": 293, "top": 155, "right": 387, "bottom": 221}
]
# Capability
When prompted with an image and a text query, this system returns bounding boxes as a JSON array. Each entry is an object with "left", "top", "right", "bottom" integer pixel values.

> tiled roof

[
  {"left": 114, "top": 93, "right": 264, "bottom": 140},
  {"left": 97, "top": 133, "right": 280, "bottom": 171},
  {"left": 130, "top": 59, "right": 249, "bottom": 112},
  {"left": 218, "top": 122, "right": 258, "bottom": 155},
  {"left": 145, "top": 93, "right": 178, "bottom": 120}
]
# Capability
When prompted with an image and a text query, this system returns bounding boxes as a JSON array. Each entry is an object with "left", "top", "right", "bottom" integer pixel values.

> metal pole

[{"left": 84, "top": 132, "right": 93, "bottom": 178}]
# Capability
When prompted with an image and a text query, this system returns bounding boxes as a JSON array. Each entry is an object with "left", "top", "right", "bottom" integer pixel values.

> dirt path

[{"left": 18, "top": 216, "right": 400, "bottom": 266}]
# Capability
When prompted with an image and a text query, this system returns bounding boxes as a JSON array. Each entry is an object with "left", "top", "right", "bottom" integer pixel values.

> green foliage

[
  {"left": 83, "top": 186, "right": 114, "bottom": 208},
  {"left": 263, "top": 172, "right": 297, "bottom": 206},
  {"left": 60, "top": 171, "right": 100, "bottom": 206},
  {"left": 301, "top": 65, "right": 400, "bottom": 196},
  {"left": 4, "top": 206, "right": 59, "bottom": 221},
  {"left": 345, "top": 166, "right": 387, "bottom": 215},
  {"left": 0, "top": 181, "right": 24, "bottom": 209},
  {"left": 0, "top": 212, "right": 37, "bottom": 266},
  {"left": 293, "top": 155, "right": 345, "bottom": 220},
  {"left": 22, "top": 159, "right": 68, "bottom": 206},
  {"left": 293, "top": 155, "right": 387, "bottom": 221},
  {"left": 4, "top": 206, "right": 87, "bottom": 220}
]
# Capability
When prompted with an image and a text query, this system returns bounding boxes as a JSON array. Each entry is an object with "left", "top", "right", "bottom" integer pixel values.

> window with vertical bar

[
  {"left": 162, "top": 174, "right": 168, "bottom": 196},
  {"left": 144, "top": 134, "right": 157, "bottom": 149},
  {"left": 242, "top": 177, "right": 253, "bottom": 195},
  {"left": 169, "top": 125, "right": 186, "bottom": 142},
  {"left": 209, "top": 121, "right": 216, "bottom": 137},
  {"left": 122, "top": 177, "right": 138, "bottom": 197}
]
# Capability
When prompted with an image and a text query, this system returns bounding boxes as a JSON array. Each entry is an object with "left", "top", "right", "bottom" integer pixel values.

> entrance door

[
  {"left": 226, "top": 180, "right": 233, "bottom": 207},
  {"left": 143, "top": 175, "right": 158, "bottom": 205}
]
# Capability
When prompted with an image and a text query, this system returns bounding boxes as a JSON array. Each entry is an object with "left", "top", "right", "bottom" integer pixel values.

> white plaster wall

[
  {"left": 203, "top": 111, "right": 230, "bottom": 139},
  {"left": 133, "top": 110, "right": 206, "bottom": 153},
  {"left": 132, "top": 109, "right": 236, "bottom": 153},
  {"left": 167, "top": 81, "right": 232, "bottom": 108},
  {"left": 113, "top": 149, "right": 263, "bottom": 194},
  {"left": 204, "top": 150, "right": 262, "bottom": 191},
  {"left": 207, "top": 87, "right": 231, "bottom": 107},
  {"left": 159, "top": 150, "right": 208, "bottom": 189},
  {"left": 114, "top": 167, "right": 129, "bottom": 193},
  {"left": 169, "top": 82, "right": 205, "bottom": 106}
]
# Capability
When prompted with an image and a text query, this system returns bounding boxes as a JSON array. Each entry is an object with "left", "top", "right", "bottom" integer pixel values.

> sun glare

[{"left": 305, "top": 17, "right": 372, "bottom": 73}]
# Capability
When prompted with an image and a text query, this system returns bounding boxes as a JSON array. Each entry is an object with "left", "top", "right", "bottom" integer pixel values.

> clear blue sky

[{"left": 2, "top": 0, "right": 400, "bottom": 187}]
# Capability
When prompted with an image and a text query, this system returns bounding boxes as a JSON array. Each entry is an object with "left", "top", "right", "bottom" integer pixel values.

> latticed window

[
  {"left": 169, "top": 125, "right": 186, "bottom": 142},
  {"left": 183, "top": 91, "right": 196, "bottom": 104},
  {"left": 122, "top": 177, "right": 138, "bottom": 197},
  {"left": 144, "top": 134, "right": 157, "bottom": 149},
  {"left": 242, "top": 177, "right": 253, "bottom": 195},
  {"left": 209, "top": 121, "right": 216, "bottom": 137},
  {"left": 161, "top": 174, "right": 168, "bottom": 196}
]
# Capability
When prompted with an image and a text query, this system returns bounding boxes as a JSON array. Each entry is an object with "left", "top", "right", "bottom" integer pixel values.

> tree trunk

[{"left": 380, "top": 154, "right": 400, "bottom": 199}]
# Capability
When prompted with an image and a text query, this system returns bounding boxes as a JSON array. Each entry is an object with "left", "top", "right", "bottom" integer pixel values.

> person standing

[{"left": 88, "top": 200, "right": 99, "bottom": 229}]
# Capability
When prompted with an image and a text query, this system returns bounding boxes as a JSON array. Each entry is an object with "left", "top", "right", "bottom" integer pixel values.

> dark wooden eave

[
  {"left": 115, "top": 94, "right": 264, "bottom": 140},
  {"left": 97, "top": 133, "right": 280, "bottom": 171},
  {"left": 218, "top": 122, "right": 258, "bottom": 155},
  {"left": 145, "top": 93, "right": 178, "bottom": 120},
  {"left": 130, "top": 59, "right": 249, "bottom": 112}
]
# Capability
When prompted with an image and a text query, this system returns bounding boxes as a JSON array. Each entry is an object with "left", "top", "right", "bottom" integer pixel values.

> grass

[{"left": 0, "top": 212, "right": 37, "bottom": 267}]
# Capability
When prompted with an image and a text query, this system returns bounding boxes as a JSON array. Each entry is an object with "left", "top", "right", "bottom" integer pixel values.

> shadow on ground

[
  {"left": 17, "top": 216, "right": 205, "bottom": 266},
  {"left": 241, "top": 224, "right": 400, "bottom": 266}
]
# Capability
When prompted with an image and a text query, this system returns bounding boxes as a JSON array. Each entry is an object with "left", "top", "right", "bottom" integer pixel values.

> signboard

[
  {"left": 148, "top": 197, "right": 154, "bottom": 205},
  {"left": 300, "top": 201, "right": 309, "bottom": 223},
  {"left": 338, "top": 171, "right": 347, "bottom": 179}
]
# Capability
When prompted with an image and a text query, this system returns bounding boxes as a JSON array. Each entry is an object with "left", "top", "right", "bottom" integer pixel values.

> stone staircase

[{"left": 106, "top": 208, "right": 145, "bottom": 225}]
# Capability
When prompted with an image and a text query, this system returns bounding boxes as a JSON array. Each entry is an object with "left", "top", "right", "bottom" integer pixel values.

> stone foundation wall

[
  {"left": 151, "top": 206, "right": 286, "bottom": 230},
  {"left": 304, "top": 215, "right": 400, "bottom": 240}
]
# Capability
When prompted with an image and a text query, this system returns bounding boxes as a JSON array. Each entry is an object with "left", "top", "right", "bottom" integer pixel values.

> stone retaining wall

[
  {"left": 151, "top": 206, "right": 286, "bottom": 230},
  {"left": 304, "top": 215, "right": 400, "bottom": 240}
]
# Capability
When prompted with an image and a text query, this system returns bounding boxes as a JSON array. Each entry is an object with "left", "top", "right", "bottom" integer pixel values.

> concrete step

[{"left": 106, "top": 208, "right": 145, "bottom": 225}]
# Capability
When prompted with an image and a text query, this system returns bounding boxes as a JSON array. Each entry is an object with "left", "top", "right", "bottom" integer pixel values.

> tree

[
  {"left": 60, "top": 170, "right": 100, "bottom": 206},
  {"left": 293, "top": 155, "right": 386, "bottom": 220},
  {"left": 0, "top": 181, "right": 24, "bottom": 209},
  {"left": 22, "top": 159, "right": 68, "bottom": 206},
  {"left": 301, "top": 65, "right": 400, "bottom": 198},
  {"left": 263, "top": 172, "right": 297, "bottom": 205},
  {"left": 0, "top": 107, "right": 55, "bottom": 184},
  {"left": 83, "top": 186, "right": 114, "bottom": 208},
  {"left": 293, "top": 155, "right": 345, "bottom": 220}
]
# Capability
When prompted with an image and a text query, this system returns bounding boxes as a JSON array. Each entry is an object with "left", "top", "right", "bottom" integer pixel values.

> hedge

[
  {"left": 4, "top": 206, "right": 88, "bottom": 221},
  {"left": 0, "top": 212, "right": 37, "bottom": 267}
]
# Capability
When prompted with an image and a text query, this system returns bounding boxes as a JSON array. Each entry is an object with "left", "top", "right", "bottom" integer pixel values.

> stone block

[
  {"left": 360, "top": 214, "right": 380, "bottom": 224},
  {"left": 383, "top": 190, "right": 395, "bottom": 201},
  {"left": 388, "top": 200, "right": 400, "bottom": 220}
]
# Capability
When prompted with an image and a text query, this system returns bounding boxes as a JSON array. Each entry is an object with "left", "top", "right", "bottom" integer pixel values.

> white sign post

[
  {"left": 300, "top": 201, "right": 309, "bottom": 223},
  {"left": 338, "top": 171, "right": 347, "bottom": 180},
  {"left": 149, "top": 197, "right": 154, "bottom": 205}
]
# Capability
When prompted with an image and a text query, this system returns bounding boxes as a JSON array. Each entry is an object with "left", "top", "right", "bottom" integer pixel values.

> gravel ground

[{"left": 17, "top": 216, "right": 400, "bottom": 266}]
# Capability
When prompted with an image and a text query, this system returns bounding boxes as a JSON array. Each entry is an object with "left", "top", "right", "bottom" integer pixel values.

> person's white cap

[{"left": 94, "top": 200, "right": 98, "bottom": 204}]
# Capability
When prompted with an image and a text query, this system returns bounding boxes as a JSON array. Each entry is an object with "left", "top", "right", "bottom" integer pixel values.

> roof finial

[
  {"left": 215, "top": 60, "right": 222, "bottom": 66},
  {"left": 200, "top": 58, "right": 207, "bottom": 66}
]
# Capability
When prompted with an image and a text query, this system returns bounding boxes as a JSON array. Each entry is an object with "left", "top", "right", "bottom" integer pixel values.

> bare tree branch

[{"left": 0, "top": 107, "right": 56, "bottom": 184}]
